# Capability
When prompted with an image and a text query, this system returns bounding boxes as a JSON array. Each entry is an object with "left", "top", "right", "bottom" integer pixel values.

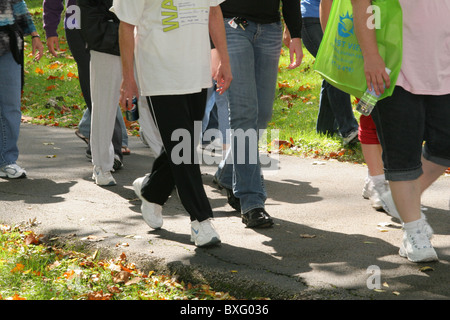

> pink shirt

[{"left": 396, "top": 0, "right": 450, "bottom": 95}]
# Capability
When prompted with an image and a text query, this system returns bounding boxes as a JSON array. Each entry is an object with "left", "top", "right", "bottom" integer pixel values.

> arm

[
  {"left": 43, "top": 0, "right": 64, "bottom": 57},
  {"left": 118, "top": 21, "right": 139, "bottom": 110},
  {"left": 281, "top": 0, "right": 303, "bottom": 69},
  {"left": 208, "top": 6, "right": 232, "bottom": 95},
  {"left": 351, "top": 0, "right": 390, "bottom": 95},
  {"left": 14, "top": 1, "right": 44, "bottom": 60},
  {"left": 319, "top": 0, "right": 333, "bottom": 32}
]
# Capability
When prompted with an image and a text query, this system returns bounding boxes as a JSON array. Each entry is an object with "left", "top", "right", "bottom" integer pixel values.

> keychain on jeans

[{"left": 229, "top": 17, "right": 248, "bottom": 30}]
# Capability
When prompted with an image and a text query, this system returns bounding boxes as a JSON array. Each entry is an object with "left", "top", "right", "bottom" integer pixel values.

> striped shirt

[{"left": 0, "top": 0, "right": 36, "bottom": 57}]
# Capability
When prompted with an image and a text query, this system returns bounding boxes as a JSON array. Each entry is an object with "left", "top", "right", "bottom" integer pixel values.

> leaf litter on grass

[{"left": 0, "top": 222, "right": 239, "bottom": 300}]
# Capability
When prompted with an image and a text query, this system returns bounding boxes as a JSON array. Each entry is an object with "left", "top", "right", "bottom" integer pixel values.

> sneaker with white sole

[
  {"left": 92, "top": 166, "right": 116, "bottom": 186},
  {"left": 362, "top": 177, "right": 388, "bottom": 210},
  {"left": 342, "top": 129, "right": 359, "bottom": 145},
  {"left": 190, "top": 219, "right": 221, "bottom": 247},
  {"left": 399, "top": 220, "right": 438, "bottom": 262},
  {"left": 133, "top": 176, "right": 163, "bottom": 229},
  {"left": 380, "top": 190, "right": 402, "bottom": 221},
  {"left": 0, "top": 164, "right": 27, "bottom": 179}
]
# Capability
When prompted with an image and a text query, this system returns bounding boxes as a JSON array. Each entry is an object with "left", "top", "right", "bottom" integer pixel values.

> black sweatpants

[{"left": 141, "top": 90, "right": 213, "bottom": 222}]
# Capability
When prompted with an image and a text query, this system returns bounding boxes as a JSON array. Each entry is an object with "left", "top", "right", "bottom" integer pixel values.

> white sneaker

[
  {"left": 92, "top": 166, "right": 116, "bottom": 186},
  {"left": 133, "top": 176, "right": 163, "bottom": 229},
  {"left": 0, "top": 164, "right": 27, "bottom": 179},
  {"left": 379, "top": 191, "right": 433, "bottom": 238},
  {"left": 190, "top": 219, "right": 221, "bottom": 247},
  {"left": 362, "top": 177, "right": 388, "bottom": 210},
  {"left": 399, "top": 220, "right": 438, "bottom": 262},
  {"left": 380, "top": 190, "right": 402, "bottom": 221}
]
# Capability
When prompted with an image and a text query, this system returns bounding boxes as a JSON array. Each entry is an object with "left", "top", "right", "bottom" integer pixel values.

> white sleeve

[
  {"left": 210, "top": 0, "right": 225, "bottom": 7},
  {"left": 111, "top": 0, "right": 145, "bottom": 26}
]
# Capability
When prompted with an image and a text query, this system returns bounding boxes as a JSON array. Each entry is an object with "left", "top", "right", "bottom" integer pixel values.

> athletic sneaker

[
  {"left": 113, "top": 154, "right": 123, "bottom": 171},
  {"left": 362, "top": 176, "right": 388, "bottom": 210},
  {"left": 190, "top": 219, "right": 221, "bottom": 247},
  {"left": 342, "top": 129, "right": 359, "bottom": 145},
  {"left": 0, "top": 164, "right": 27, "bottom": 179},
  {"left": 92, "top": 166, "right": 116, "bottom": 186},
  {"left": 379, "top": 190, "right": 402, "bottom": 221},
  {"left": 399, "top": 220, "right": 438, "bottom": 262},
  {"left": 132, "top": 176, "right": 163, "bottom": 229}
]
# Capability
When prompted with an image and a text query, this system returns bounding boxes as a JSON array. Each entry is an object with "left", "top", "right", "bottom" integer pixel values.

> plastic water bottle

[{"left": 356, "top": 68, "right": 391, "bottom": 116}]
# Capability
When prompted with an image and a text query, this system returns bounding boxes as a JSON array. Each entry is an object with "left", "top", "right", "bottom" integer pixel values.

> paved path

[{"left": 1, "top": 123, "right": 449, "bottom": 300}]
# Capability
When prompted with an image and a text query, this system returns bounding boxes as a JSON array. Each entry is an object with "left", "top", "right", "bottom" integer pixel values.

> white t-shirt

[
  {"left": 112, "top": 0, "right": 223, "bottom": 96},
  {"left": 396, "top": 0, "right": 450, "bottom": 95}
]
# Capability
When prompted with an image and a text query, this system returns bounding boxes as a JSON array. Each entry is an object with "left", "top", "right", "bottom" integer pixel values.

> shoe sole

[
  {"left": 196, "top": 237, "right": 221, "bottom": 247},
  {"left": 133, "top": 178, "right": 163, "bottom": 230},
  {"left": 399, "top": 245, "right": 438, "bottom": 263},
  {"left": 92, "top": 174, "right": 116, "bottom": 186},
  {"left": 242, "top": 216, "right": 274, "bottom": 228},
  {"left": 0, "top": 172, "right": 26, "bottom": 179}
]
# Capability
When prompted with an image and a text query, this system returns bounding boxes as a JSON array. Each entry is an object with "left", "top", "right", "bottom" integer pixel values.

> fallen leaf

[
  {"left": 419, "top": 266, "right": 434, "bottom": 273},
  {"left": 113, "top": 271, "right": 131, "bottom": 284},
  {"left": 24, "top": 233, "right": 40, "bottom": 245},
  {"left": 300, "top": 234, "right": 316, "bottom": 238},
  {"left": 125, "top": 277, "right": 142, "bottom": 286}
]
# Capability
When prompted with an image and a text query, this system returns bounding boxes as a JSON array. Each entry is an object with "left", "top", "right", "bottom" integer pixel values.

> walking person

[
  {"left": 352, "top": 0, "right": 450, "bottom": 262},
  {"left": 77, "top": 0, "right": 125, "bottom": 186},
  {"left": 292, "top": 0, "right": 359, "bottom": 144},
  {"left": 213, "top": 0, "right": 303, "bottom": 228},
  {"left": 114, "top": 0, "right": 232, "bottom": 247},
  {"left": 0, "top": 0, "right": 43, "bottom": 179},
  {"left": 43, "top": 0, "right": 125, "bottom": 165}
]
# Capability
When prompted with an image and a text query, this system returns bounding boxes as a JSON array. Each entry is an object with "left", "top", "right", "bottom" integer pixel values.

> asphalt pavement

[{"left": 1, "top": 123, "right": 449, "bottom": 300}]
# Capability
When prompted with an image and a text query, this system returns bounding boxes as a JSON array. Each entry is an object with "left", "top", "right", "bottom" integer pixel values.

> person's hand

[
  {"left": 288, "top": 38, "right": 303, "bottom": 69},
  {"left": 363, "top": 54, "right": 390, "bottom": 95},
  {"left": 282, "top": 24, "right": 291, "bottom": 48},
  {"left": 46, "top": 36, "right": 60, "bottom": 57},
  {"left": 214, "top": 60, "right": 232, "bottom": 95},
  {"left": 119, "top": 77, "right": 139, "bottom": 111},
  {"left": 31, "top": 36, "right": 44, "bottom": 61}
]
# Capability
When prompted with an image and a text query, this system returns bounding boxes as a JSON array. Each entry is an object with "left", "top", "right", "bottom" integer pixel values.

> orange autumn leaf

[
  {"left": 11, "top": 294, "right": 26, "bottom": 300},
  {"left": 46, "top": 75, "right": 64, "bottom": 80},
  {"left": 67, "top": 72, "right": 78, "bottom": 79},
  {"left": 63, "top": 270, "right": 75, "bottom": 279},
  {"left": 11, "top": 263, "right": 25, "bottom": 273},
  {"left": 35, "top": 67, "right": 44, "bottom": 74},
  {"left": 48, "top": 62, "right": 60, "bottom": 70},
  {"left": 278, "top": 82, "right": 291, "bottom": 88},
  {"left": 45, "top": 85, "right": 57, "bottom": 91},
  {"left": 298, "top": 84, "right": 311, "bottom": 91}
]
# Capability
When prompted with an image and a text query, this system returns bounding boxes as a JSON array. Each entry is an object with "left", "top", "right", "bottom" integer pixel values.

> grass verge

[{"left": 0, "top": 221, "right": 238, "bottom": 300}]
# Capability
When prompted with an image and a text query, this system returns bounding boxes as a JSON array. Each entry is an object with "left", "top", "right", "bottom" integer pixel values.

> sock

[{"left": 403, "top": 218, "right": 425, "bottom": 232}]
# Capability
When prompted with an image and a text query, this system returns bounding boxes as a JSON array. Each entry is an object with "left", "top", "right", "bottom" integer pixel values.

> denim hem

[
  {"left": 242, "top": 205, "right": 265, "bottom": 215},
  {"left": 423, "top": 146, "right": 450, "bottom": 168},
  {"left": 385, "top": 166, "right": 423, "bottom": 182}
]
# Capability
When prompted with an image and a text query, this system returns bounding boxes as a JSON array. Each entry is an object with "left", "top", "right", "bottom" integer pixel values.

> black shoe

[
  {"left": 213, "top": 175, "right": 241, "bottom": 212},
  {"left": 113, "top": 154, "right": 123, "bottom": 171},
  {"left": 225, "top": 188, "right": 241, "bottom": 212},
  {"left": 242, "top": 208, "right": 273, "bottom": 228}
]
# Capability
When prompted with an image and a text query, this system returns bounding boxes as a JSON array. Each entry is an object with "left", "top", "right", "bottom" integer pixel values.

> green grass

[{"left": 0, "top": 222, "right": 238, "bottom": 300}]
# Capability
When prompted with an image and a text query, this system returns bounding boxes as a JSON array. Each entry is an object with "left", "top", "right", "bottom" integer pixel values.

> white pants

[{"left": 90, "top": 51, "right": 122, "bottom": 171}]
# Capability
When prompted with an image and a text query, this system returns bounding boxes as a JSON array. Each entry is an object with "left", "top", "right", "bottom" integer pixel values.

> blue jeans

[
  {"left": 78, "top": 106, "right": 129, "bottom": 147},
  {"left": 0, "top": 52, "right": 22, "bottom": 167},
  {"left": 301, "top": 18, "right": 358, "bottom": 137},
  {"left": 215, "top": 19, "right": 282, "bottom": 213}
]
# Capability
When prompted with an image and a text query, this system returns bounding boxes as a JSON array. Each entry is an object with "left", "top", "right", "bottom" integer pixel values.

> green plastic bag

[{"left": 314, "top": 0, "right": 403, "bottom": 100}]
